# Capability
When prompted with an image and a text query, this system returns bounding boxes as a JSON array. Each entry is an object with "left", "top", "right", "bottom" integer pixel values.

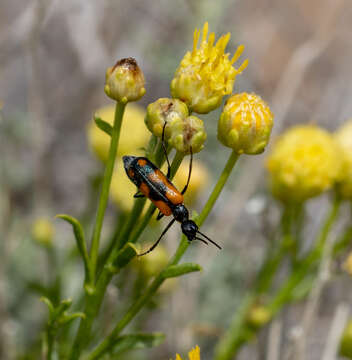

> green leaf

[
  {"left": 109, "top": 332, "right": 165, "bottom": 355},
  {"left": 161, "top": 263, "right": 202, "bottom": 279},
  {"left": 40, "top": 296, "right": 55, "bottom": 320},
  {"left": 95, "top": 116, "right": 112, "bottom": 136},
  {"left": 56, "top": 214, "right": 92, "bottom": 285},
  {"left": 113, "top": 242, "right": 138, "bottom": 269},
  {"left": 58, "top": 312, "right": 86, "bottom": 326}
]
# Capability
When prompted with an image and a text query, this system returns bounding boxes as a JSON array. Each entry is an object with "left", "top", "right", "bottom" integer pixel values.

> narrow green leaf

[
  {"left": 56, "top": 214, "right": 92, "bottom": 286},
  {"left": 161, "top": 263, "right": 202, "bottom": 279},
  {"left": 113, "top": 242, "right": 138, "bottom": 270},
  {"left": 94, "top": 116, "right": 112, "bottom": 136},
  {"left": 58, "top": 312, "right": 86, "bottom": 326},
  {"left": 40, "top": 296, "right": 55, "bottom": 320},
  {"left": 109, "top": 332, "right": 165, "bottom": 355}
]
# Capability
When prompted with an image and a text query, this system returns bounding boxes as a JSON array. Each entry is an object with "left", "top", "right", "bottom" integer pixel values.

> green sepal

[
  {"left": 109, "top": 332, "right": 165, "bottom": 356},
  {"left": 112, "top": 242, "right": 138, "bottom": 271},
  {"left": 161, "top": 263, "right": 202, "bottom": 279},
  {"left": 56, "top": 214, "right": 92, "bottom": 287},
  {"left": 95, "top": 116, "right": 113, "bottom": 136}
]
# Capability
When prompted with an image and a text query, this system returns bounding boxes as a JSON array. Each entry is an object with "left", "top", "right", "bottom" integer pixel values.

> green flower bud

[
  {"left": 168, "top": 115, "right": 207, "bottom": 154},
  {"left": 145, "top": 98, "right": 189, "bottom": 138},
  {"left": 104, "top": 57, "right": 146, "bottom": 103},
  {"left": 247, "top": 305, "right": 272, "bottom": 329},
  {"left": 218, "top": 93, "right": 274, "bottom": 154},
  {"left": 32, "top": 217, "right": 54, "bottom": 247},
  {"left": 340, "top": 319, "right": 352, "bottom": 358}
]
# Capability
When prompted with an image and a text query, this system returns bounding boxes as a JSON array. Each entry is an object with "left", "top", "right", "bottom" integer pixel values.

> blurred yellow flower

[
  {"left": 173, "top": 160, "right": 209, "bottom": 205},
  {"left": 135, "top": 244, "right": 169, "bottom": 278},
  {"left": 340, "top": 319, "right": 352, "bottom": 358},
  {"left": 175, "top": 345, "right": 201, "bottom": 360},
  {"left": 110, "top": 160, "right": 142, "bottom": 212},
  {"left": 87, "top": 103, "right": 149, "bottom": 163},
  {"left": 218, "top": 92, "right": 274, "bottom": 154},
  {"left": 343, "top": 253, "right": 352, "bottom": 276},
  {"left": 334, "top": 120, "right": 352, "bottom": 199},
  {"left": 32, "top": 217, "right": 54, "bottom": 247},
  {"left": 266, "top": 125, "right": 342, "bottom": 203},
  {"left": 171, "top": 22, "right": 248, "bottom": 114}
]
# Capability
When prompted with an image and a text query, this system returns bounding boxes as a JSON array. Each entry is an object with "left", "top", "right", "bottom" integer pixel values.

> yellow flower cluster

[
  {"left": 266, "top": 125, "right": 342, "bottom": 203},
  {"left": 218, "top": 93, "right": 274, "bottom": 154},
  {"left": 87, "top": 104, "right": 149, "bottom": 163},
  {"left": 171, "top": 22, "right": 248, "bottom": 114},
  {"left": 175, "top": 345, "right": 201, "bottom": 360},
  {"left": 334, "top": 120, "right": 352, "bottom": 199}
]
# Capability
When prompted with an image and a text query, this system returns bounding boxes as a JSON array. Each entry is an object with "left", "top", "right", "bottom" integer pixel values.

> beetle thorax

[{"left": 172, "top": 204, "right": 189, "bottom": 223}]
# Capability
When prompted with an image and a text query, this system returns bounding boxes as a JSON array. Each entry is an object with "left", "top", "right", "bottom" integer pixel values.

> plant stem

[
  {"left": 87, "top": 150, "right": 240, "bottom": 360},
  {"left": 89, "top": 101, "right": 126, "bottom": 283},
  {"left": 69, "top": 102, "right": 125, "bottom": 360},
  {"left": 215, "top": 195, "right": 341, "bottom": 360}
]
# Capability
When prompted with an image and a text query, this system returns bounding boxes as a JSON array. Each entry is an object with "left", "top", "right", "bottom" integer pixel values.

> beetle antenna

[
  {"left": 195, "top": 237, "right": 209, "bottom": 245},
  {"left": 196, "top": 230, "right": 222, "bottom": 250}
]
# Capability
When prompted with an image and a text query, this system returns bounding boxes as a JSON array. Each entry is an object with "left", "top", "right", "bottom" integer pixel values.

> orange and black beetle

[{"left": 123, "top": 123, "right": 221, "bottom": 256}]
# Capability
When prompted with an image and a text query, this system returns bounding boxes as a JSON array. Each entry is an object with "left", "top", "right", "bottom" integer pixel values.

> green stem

[
  {"left": 89, "top": 101, "right": 126, "bottom": 283},
  {"left": 69, "top": 102, "right": 125, "bottom": 360},
  {"left": 87, "top": 150, "right": 240, "bottom": 360},
  {"left": 46, "top": 329, "right": 54, "bottom": 360},
  {"left": 214, "top": 206, "right": 295, "bottom": 360},
  {"left": 215, "top": 195, "right": 341, "bottom": 360}
]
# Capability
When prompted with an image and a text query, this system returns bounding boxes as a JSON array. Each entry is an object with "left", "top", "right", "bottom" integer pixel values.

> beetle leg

[
  {"left": 156, "top": 211, "right": 164, "bottom": 221},
  {"left": 161, "top": 121, "right": 171, "bottom": 178},
  {"left": 181, "top": 146, "right": 193, "bottom": 195},
  {"left": 133, "top": 191, "right": 145, "bottom": 198},
  {"left": 138, "top": 218, "right": 176, "bottom": 256}
]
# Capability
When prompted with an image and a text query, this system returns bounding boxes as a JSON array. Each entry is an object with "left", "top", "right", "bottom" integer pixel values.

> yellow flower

[
  {"left": 266, "top": 125, "right": 342, "bottom": 203},
  {"left": 173, "top": 160, "right": 209, "bottom": 204},
  {"left": 334, "top": 120, "right": 352, "bottom": 199},
  {"left": 343, "top": 253, "right": 352, "bottom": 276},
  {"left": 134, "top": 244, "right": 169, "bottom": 278},
  {"left": 32, "top": 217, "right": 54, "bottom": 247},
  {"left": 218, "top": 92, "right": 274, "bottom": 154},
  {"left": 171, "top": 22, "right": 248, "bottom": 114},
  {"left": 87, "top": 103, "right": 149, "bottom": 163},
  {"left": 175, "top": 345, "right": 201, "bottom": 360},
  {"left": 247, "top": 305, "right": 272, "bottom": 329},
  {"left": 104, "top": 57, "right": 146, "bottom": 103}
]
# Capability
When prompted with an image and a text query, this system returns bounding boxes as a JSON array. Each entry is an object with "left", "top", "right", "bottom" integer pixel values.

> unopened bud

[
  {"left": 104, "top": 57, "right": 146, "bottom": 103},
  {"left": 32, "top": 218, "right": 54, "bottom": 247},
  {"left": 218, "top": 93, "right": 274, "bottom": 154}
]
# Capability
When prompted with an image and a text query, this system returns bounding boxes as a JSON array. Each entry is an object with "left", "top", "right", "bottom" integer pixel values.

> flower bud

[
  {"left": 168, "top": 115, "right": 207, "bottom": 154},
  {"left": 266, "top": 125, "right": 342, "bottom": 203},
  {"left": 171, "top": 22, "right": 248, "bottom": 114},
  {"left": 32, "top": 217, "right": 54, "bottom": 247},
  {"left": 334, "top": 120, "right": 352, "bottom": 200},
  {"left": 145, "top": 98, "right": 189, "bottom": 139},
  {"left": 247, "top": 305, "right": 272, "bottom": 329},
  {"left": 104, "top": 57, "right": 146, "bottom": 103},
  {"left": 340, "top": 319, "right": 352, "bottom": 358},
  {"left": 87, "top": 104, "right": 149, "bottom": 163},
  {"left": 218, "top": 93, "right": 274, "bottom": 154}
]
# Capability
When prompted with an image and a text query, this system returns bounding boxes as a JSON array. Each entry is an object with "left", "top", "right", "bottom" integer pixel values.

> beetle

[{"left": 123, "top": 122, "right": 221, "bottom": 256}]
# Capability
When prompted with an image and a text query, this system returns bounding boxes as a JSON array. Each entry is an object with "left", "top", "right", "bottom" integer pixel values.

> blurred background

[{"left": 1, "top": 0, "right": 352, "bottom": 359}]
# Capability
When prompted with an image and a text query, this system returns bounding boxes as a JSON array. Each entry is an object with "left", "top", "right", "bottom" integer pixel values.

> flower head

[
  {"left": 340, "top": 320, "right": 352, "bottom": 358},
  {"left": 171, "top": 22, "right": 248, "bottom": 114},
  {"left": 32, "top": 217, "right": 54, "bottom": 247},
  {"left": 266, "top": 125, "right": 342, "bottom": 203},
  {"left": 87, "top": 104, "right": 149, "bottom": 163},
  {"left": 175, "top": 345, "right": 201, "bottom": 360},
  {"left": 168, "top": 115, "right": 207, "bottom": 154},
  {"left": 218, "top": 92, "right": 274, "bottom": 154},
  {"left": 145, "top": 98, "right": 189, "bottom": 138},
  {"left": 104, "top": 57, "right": 146, "bottom": 103},
  {"left": 247, "top": 305, "right": 272, "bottom": 329},
  {"left": 334, "top": 120, "right": 352, "bottom": 199}
]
